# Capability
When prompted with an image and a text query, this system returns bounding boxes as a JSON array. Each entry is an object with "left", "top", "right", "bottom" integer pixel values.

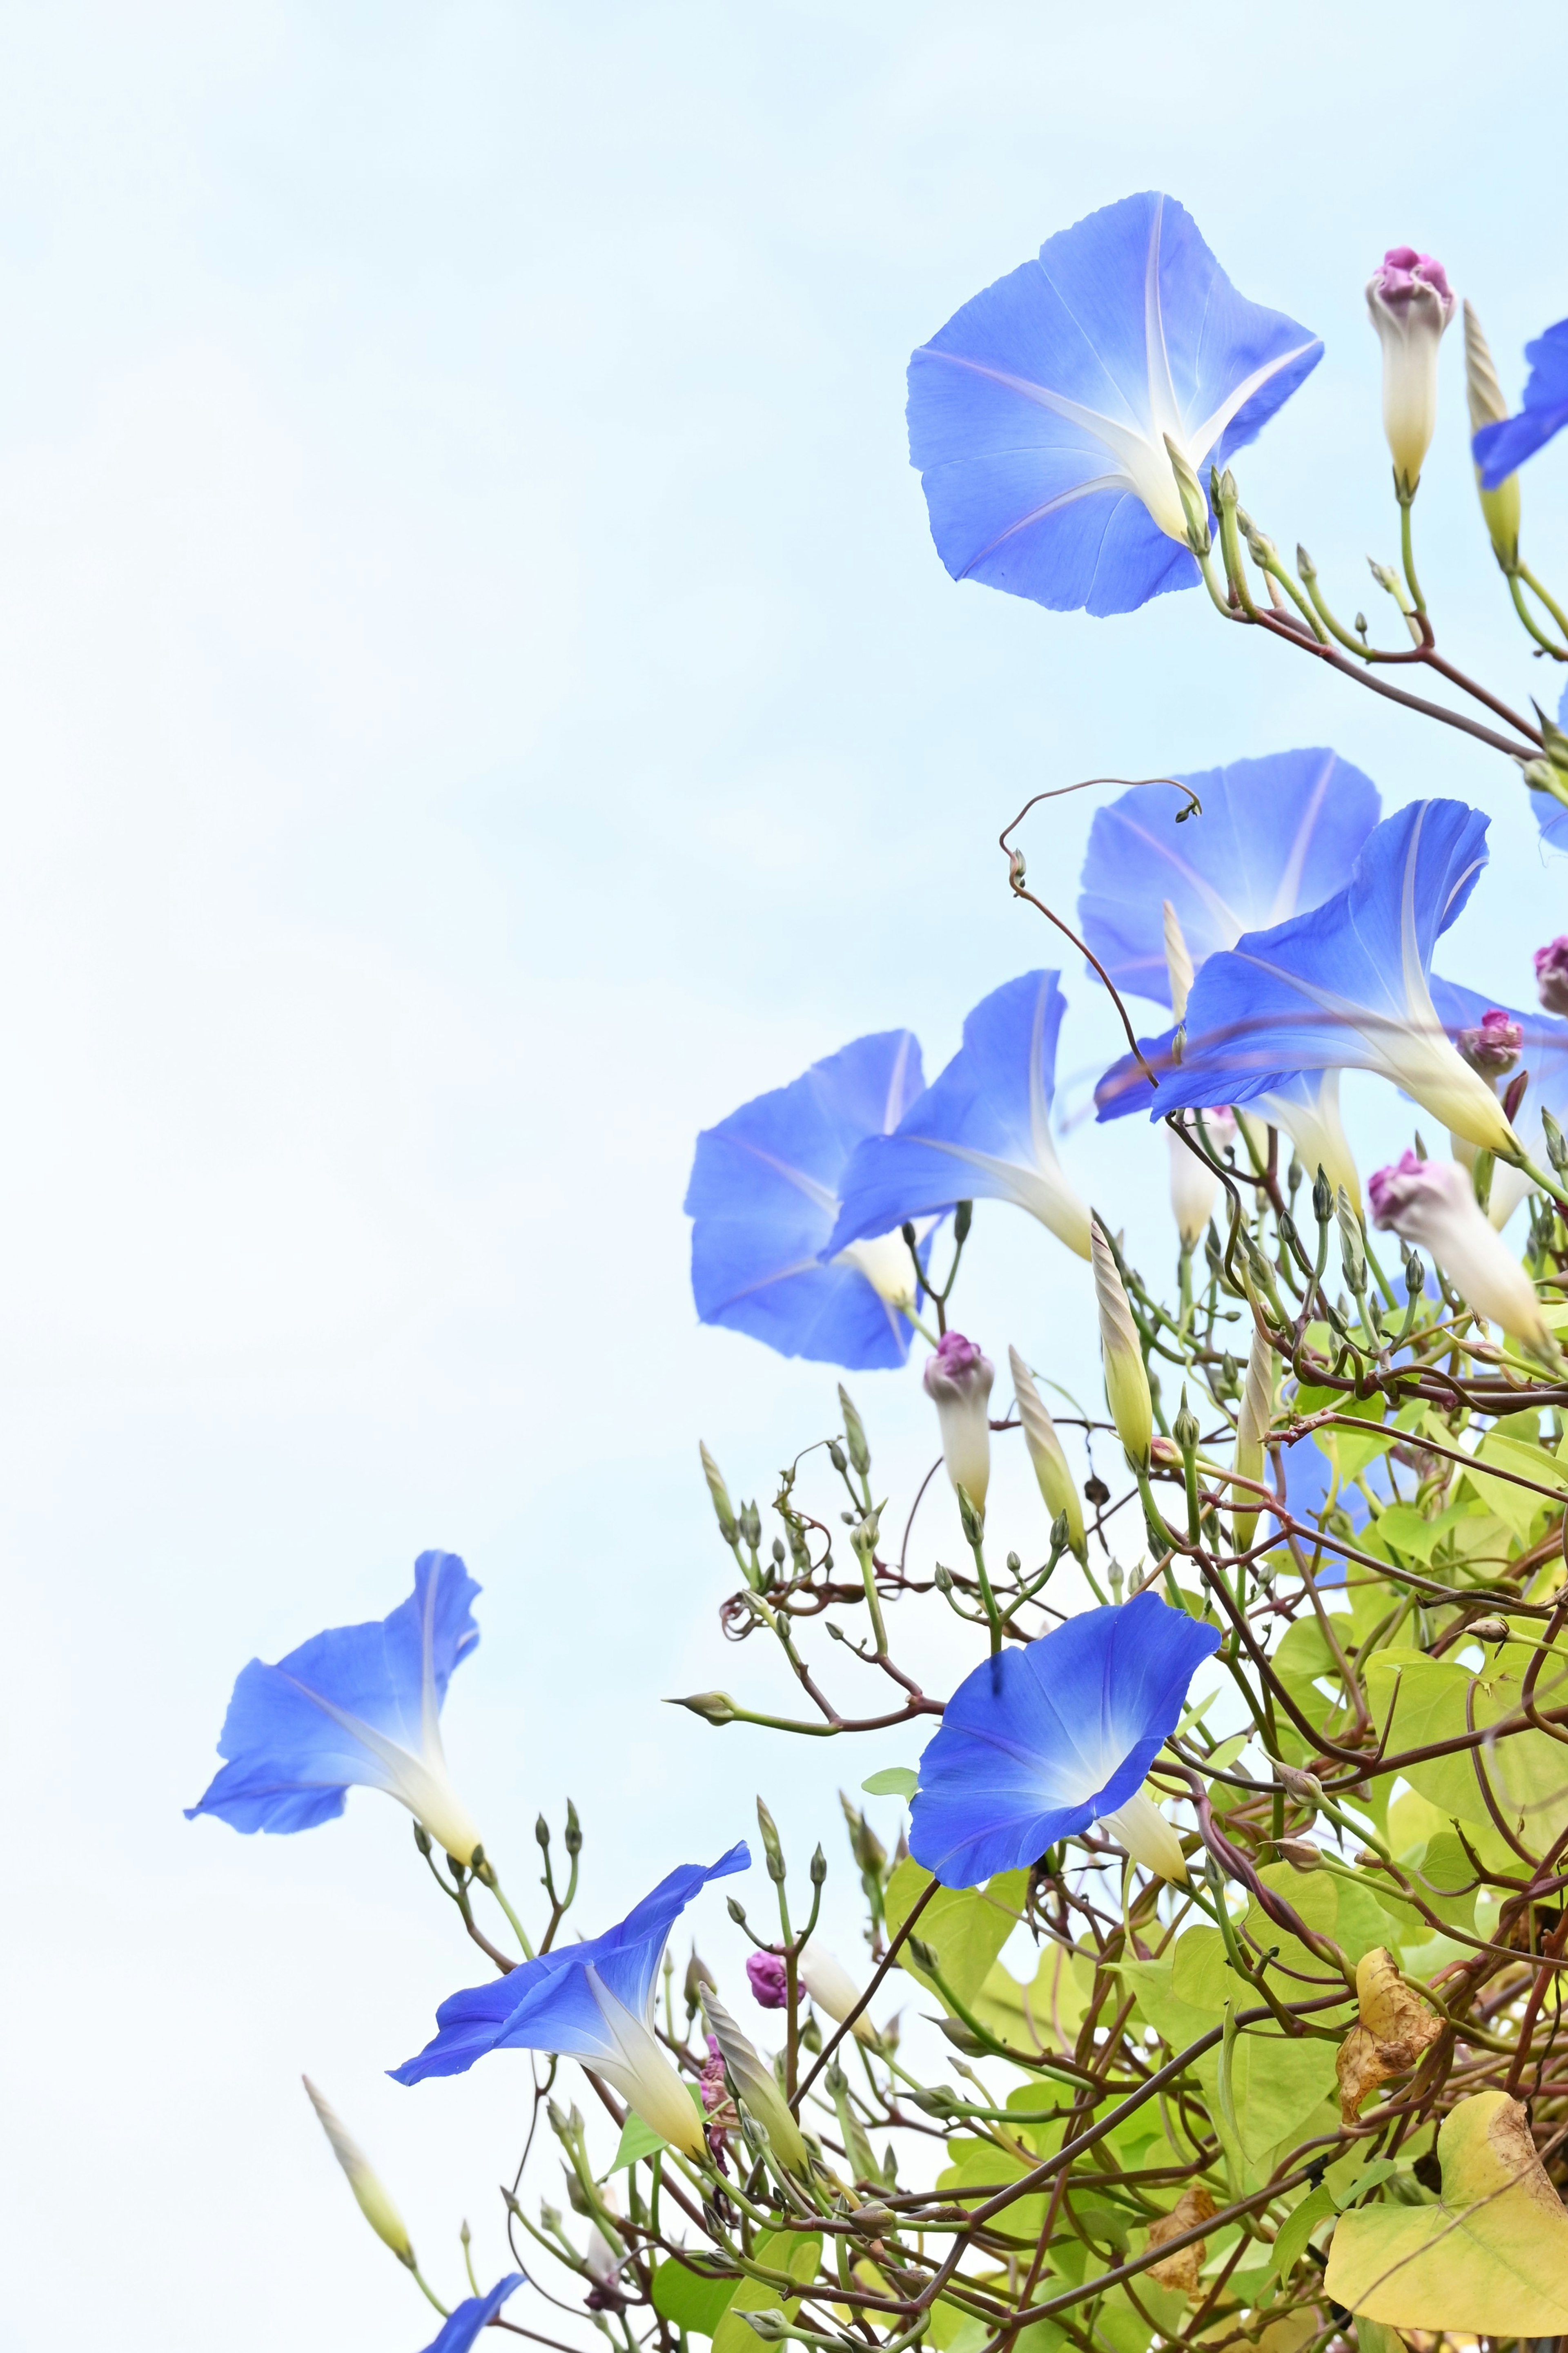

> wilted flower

[
  {"left": 1463, "top": 303, "right": 1521, "bottom": 568},
  {"left": 1368, "top": 1151, "right": 1554, "bottom": 1358},
  {"left": 392, "top": 1846, "right": 750, "bottom": 2161},
  {"left": 1008, "top": 1346, "right": 1086, "bottom": 1560},
  {"left": 909, "top": 1591, "right": 1218, "bottom": 1886},
  {"left": 1366, "top": 246, "right": 1456, "bottom": 493},
  {"left": 1457, "top": 1007, "right": 1524, "bottom": 1076},
  {"left": 922, "top": 1331, "right": 995, "bottom": 1512},
  {"left": 698, "top": 2033, "right": 731, "bottom": 2115},
  {"left": 1536, "top": 937, "right": 1568, "bottom": 1017},
  {"left": 746, "top": 1950, "right": 788, "bottom": 2010},
  {"left": 186, "top": 1553, "right": 484, "bottom": 1864},
  {"left": 1090, "top": 1222, "right": 1152, "bottom": 1471}
]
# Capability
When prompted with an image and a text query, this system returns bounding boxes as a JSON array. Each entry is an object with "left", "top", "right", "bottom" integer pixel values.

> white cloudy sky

[{"left": 5, "top": 4, "right": 1568, "bottom": 2347}]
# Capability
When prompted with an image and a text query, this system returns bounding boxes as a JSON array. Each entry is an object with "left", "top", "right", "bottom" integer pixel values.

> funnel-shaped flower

[
  {"left": 186, "top": 1552, "right": 483, "bottom": 1862},
  {"left": 1366, "top": 248, "right": 1456, "bottom": 491},
  {"left": 303, "top": 2078, "right": 416, "bottom": 2269},
  {"left": 909, "top": 1591, "right": 1219, "bottom": 1886},
  {"left": 1078, "top": 751, "right": 1381, "bottom": 1010},
  {"left": 392, "top": 1847, "right": 749, "bottom": 2157},
  {"left": 1430, "top": 976, "right": 1568, "bottom": 1229},
  {"left": 1474, "top": 316, "right": 1568, "bottom": 487},
  {"left": 1369, "top": 1152, "right": 1554, "bottom": 1357},
  {"left": 908, "top": 192, "right": 1321, "bottom": 617},
  {"left": 923, "top": 1330, "right": 994, "bottom": 1512},
  {"left": 685, "top": 1030, "right": 927, "bottom": 1371},
  {"left": 1097, "top": 802, "right": 1514, "bottom": 1156},
  {"left": 828, "top": 973, "right": 1091, "bottom": 1263},
  {"left": 1008, "top": 1347, "right": 1085, "bottom": 1560},
  {"left": 1091, "top": 1222, "right": 1152, "bottom": 1470},
  {"left": 420, "top": 2277, "right": 526, "bottom": 2353}
]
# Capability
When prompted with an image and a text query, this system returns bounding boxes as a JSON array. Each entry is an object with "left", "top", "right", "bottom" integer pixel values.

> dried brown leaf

[{"left": 1145, "top": 2183, "right": 1216, "bottom": 2291}]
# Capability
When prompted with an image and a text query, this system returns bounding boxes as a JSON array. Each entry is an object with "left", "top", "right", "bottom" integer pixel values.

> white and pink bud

[
  {"left": 1536, "top": 937, "right": 1568, "bottom": 1018},
  {"left": 1366, "top": 247, "right": 1456, "bottom": 493},
  {"left": 1368, "top": 1150, "right": 1555, "bottom": 1358},
  {"left": 922, "top": 1330, "right": 994, "bottom": 1512}
]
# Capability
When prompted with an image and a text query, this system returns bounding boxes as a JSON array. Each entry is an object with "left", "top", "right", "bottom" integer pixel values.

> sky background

[{"left": 6, "top": 4, "right": 1568, "bottom": 2346}]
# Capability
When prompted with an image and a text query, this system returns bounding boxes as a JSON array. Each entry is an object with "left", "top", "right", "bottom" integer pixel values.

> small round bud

[
  {"left": 810, "top": 1843, "right": 827, "bottom": 1886},
  {"left": 828, "top": 1440, "right": 847, "bottom": 1474},
  {"left": 535, "top": 1813, "right": 550, "bottom": 1849},
  {"left": 564, "top": 1799, "right": 582, "bottom": 1856},
  {"left": 1005, "top": 1550, "right": 1021, "bottom": 1575},
  {"left": 727, "top": 1896, "right": 748, "bottom": 1925}
]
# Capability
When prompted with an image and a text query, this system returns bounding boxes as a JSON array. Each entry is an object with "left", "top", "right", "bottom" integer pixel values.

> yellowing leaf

[
  {"left": 884, "top": 1860, "right": 1027, "bottom": 2007},
  {"left": 1325, "top": 2091, "right": 1568, "bottom": 2331},
  {"left": 1335, "top": 1947, "right": 1443, "bottom": 2121}
]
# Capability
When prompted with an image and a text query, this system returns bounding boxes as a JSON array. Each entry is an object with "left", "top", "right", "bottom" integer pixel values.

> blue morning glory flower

[
  {"left": 1095, "top": 801, "right": 1517, "bottom": 1158},
  {"left": 1473, "top": 318, "right": 1568, "bottom": 486},
  {"left": 910, "top": 1591, "right": 1218, "bottom": 1889},
  {"left": 186, "top": 1551, "right": 483, "bottom": 1863},
  {"left": 685, "top": 1030, "right": 927, "bottom": 1371},
  {"left": 1078, "top": 749, "right": 1381, "bottom": 1010},
  {"left": 419, "top": 2275, "right": 524, "bottom": 2353},
  {"left": 392, "top": 1845, "right": 750, "bottom": 2158},
  {"left": 908, "top": 192, "right": 1322, "bottom": 618},
  {"left": 826, "top": 972, "right": 1091, "bottom": 1263}
]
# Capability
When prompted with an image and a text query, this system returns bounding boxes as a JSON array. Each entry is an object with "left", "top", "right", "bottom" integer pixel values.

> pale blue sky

[{"left": 6, "top": 5, "right": 1568, "bottom": 2347}]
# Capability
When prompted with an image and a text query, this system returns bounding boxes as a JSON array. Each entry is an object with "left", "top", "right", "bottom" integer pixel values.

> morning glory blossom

[
  {"left": 910, "top": 1591, "right": 1218, "bottom": 1888},
  {"left": 1431, "top": 977, "right": 1568, "bottom": 1230},
  {"left": 1096, "top": 801, "right": 1518, "bottom": 1159},
  {"left": 1078, "top": 751, "right": 1381, "bottom": 1008},
  {"left": 685, "top": 1030, "right": 928, "bottom": 1372},
  {"left": 419, "top": 2276, "right": 525, "bottom": 2353},
  {"left": 1474, "top": 317, "right": 1568, "bottom": 487},
  {"left": 827, "top": 972, "right": 1091, "bottom": 1264},
  {"left": 392, "top": 1846, "right": 750, "bottom": 2159},
  {"left": 908, "top": 192, "right": 1322, "bottom": 618},
  {"left": 186, "top": 1552, "right": 483, "bottom": 1864}
]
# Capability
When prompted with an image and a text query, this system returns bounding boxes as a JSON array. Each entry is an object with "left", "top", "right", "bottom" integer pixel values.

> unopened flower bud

[
  {"left": 1467, "top": 1616, "right": 1510, "bottom": 1644},
  {"left": 809, "top": 1843, "right": 826, "bottom": 1887},
  {"left": 933, "top": 1561, "right": 953, "bottom": 1595},
  {"left": 746, "top": 1950, "right": 788, "bottom": 2009},
  {"left": 303, "top": 2078, "right": 416, "bottom": 2270},
  {"left": 685, "top": 1949, "right": 716, "bottom": 2013},
  {"left": 838, "top": 1385, "right": 871, "bottom": 1477},
  {"left": 1275, "top": 1763, "right": 1324, "bottom": 1808},
  {"left": 1274, "top": 1838, "right": 1322, "bottom": 1871},
  {"left": 1463, "top": 301, "right": 1521, "bottom": 569},
  {"left": 1544, "top": 1107, "right": 1568, "bottom": 1176},
  {"left": 828, "top": 1440, "right": 848, "bottom": 1474},
  {"left": 800, "top": 1945, "right": 876, "bottom": 2041},
  {"left": 1168, "top": 1107, "right": 1236, "bottom": 1249},
  {"left": 1312, "top": 1166, "right": 1333, "bottom": 1225},
  {"left": 923, "top": 1331, "right": 994, "bottom": 1512},
  {"left": 1536, "top": 937, "right": 1568, "bottom": 1017},
  {"left": 1091, "top": 1220, "right": 1152, "bottom": 1471},
  {"left": 1008, "top": 1346, "right": 1086, "bottom": 1561},
  {"left": 1232, "top": 1324, "right": 1275, "bottom": 1552},
  {"left": 564, "top": 1798, "right": 582, "bottom": 1856},
  {"left": 1369, "top": 1150, "right": 1557, "bottom": 1359},
  {"left": 699, "top": 1442, "right": 738, "bottom": 1544},
  {"left": 1366, "top": 246, "right": 1456, "bottom": 493},
  {"left": 755, "top": 1795, "right": 786, "bottom": 1882},
  {"left": 672, "top": 1690, "right": 739, "bottom": 1726},
  {"left": 1457, "top": 1008, "right": 1523, "bottom": 1076},
  {"left": 1163, "top": 433, "right": 1211, "bottom": 555}
]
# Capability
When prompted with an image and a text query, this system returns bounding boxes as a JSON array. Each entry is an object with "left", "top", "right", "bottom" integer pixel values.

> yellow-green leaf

[
  {"left": 1193, "top": 2030, "right": 1339, "bottom": 2167},
  {"left": 712, "top": 2230, "right": 823, "bottom": 2353},
  {"left": 1325, "top": 2091, "right": 1568, "bottom": 2331},
  {"left": 652, "top": 2256, "right": 739, "bottom": 2338},
  {"left": 884, "top": 1860, "right": 1028, "bottom": 2007}
]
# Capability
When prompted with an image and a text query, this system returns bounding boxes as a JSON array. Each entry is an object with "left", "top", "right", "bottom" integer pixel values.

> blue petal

[
  {"left": 1474, "top": 317, "right": 1568, "bottom": 486},
  {"left": 185, "top": 1552, "right": 479, "bottom": 1836},
  {"left": 909, "top": 1593, "right": 1218, "bottom": 1888},
  {"left": 908, "top": 192, "right": 1321, "bottom": 618},
  {"left": 1540, "top": 683, "right": 1568, "bottom": 852},
  {"left": 391, "top": 1844, "right": 751, "bottom": 2086},
  {"left": 1096, "top": 801, "right": 1489, "bottom": 1116},
  {"left": 419, "top": 2275, "right": 525, "bottom": 2353},
  {"left": 685, "top": 1030, "right": 924, "bottom": 1371},
  {"left": 828, "top": 973, "right": 1082, "bottom": 1251},
  {"left": 1078, "top": 749, "right": 1380, "bottom": 1008}
]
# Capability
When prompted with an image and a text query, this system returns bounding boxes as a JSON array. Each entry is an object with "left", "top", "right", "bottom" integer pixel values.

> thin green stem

[
  {"left": 1399, "top": 489, "right": 1426, "bottom": 615},
  {"left": 411, "top": 2266, "right": 450, "bottom": 2318},
  {"left": 1520, "top": 562, "right": 1568, "bottom": 648},
  {"left": 1509, "top": 569, "right": 1568, "bottom": 658}
]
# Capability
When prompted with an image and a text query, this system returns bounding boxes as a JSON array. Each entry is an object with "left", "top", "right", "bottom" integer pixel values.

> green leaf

[
  {"left": 652, "top": 2257, "right": 739, "bottom": 2338},
  {"left": 1265, "top": 2183, "right": 1334, "bottom": 2282},
  {"left": 711, "top": 2230, "right": 823, "bottom": 2353},
  {"left": 861, "top": 1767, "right": 918, "bottom": 1799},
  {"left": 1243, "top": 1858, "right": 1399, "bottom": 1984},
  {"left": 608, "top": 2103, "right": 689, "bottom": 2172},
  {"left": 1193, "top": 2031, "right": 1339, "bottom": 2168},
  {"left": 884, "top": 1858, "right": 1028, "bottom": 2007},
  {"left": 935, "top": 2135, "right": 1047, "bottom": 2244},
  {"left": 1112, "top": 1955, "right": 1217, "bottom": 2051},
  {"left": 968, "top": 1942, "right": 1088, "bottom": 2058},
  {"left": 1366, "top": 1647, "right": 1568, "bottom": 1838},
  {"left": 1325, "top": 2090, "right": 1568, "bottom": 2332}
]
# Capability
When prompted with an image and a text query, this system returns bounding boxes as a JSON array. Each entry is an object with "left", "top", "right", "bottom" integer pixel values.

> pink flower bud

[
  {"left": 1536, "top": 937, "right": 1568, "bottom": 1017},
  {"left": 745, "top": 1951, "right": 788, "bottom": 2009},
  {"left": 1368, "top": 1149, "right": 1552, "bottom": 1356},
  {"left": 1457, "top": 1008, "right": 1523, "bottom": 1076},
  {"left": 922, "top": 1330, "right": 994, "bottom": 1510},
  {"left": 1366, "top": 246, "right": 1456, "bottom": 491}
]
